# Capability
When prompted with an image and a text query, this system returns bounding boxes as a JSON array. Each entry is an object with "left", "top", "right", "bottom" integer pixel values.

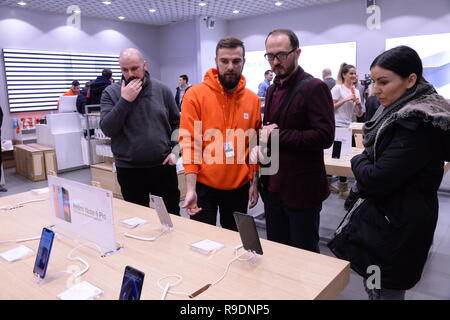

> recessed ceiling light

[
  {"left": 275, "top": 1, "right": 283, "bottom": 6},
  {"left": 74, "top": 9, "right": 81, "bottom": 13},
  {"left": 233, "top": 10, "right": 239, "bottom": 14},
  {"left": 199, "top": 2, "right": 207, "bottom": 6},
  {"left": 118, "top": 16, "right": 125, "bottom": 20},
  {"left": 149, "top": 9, "right": 156, "bottom": 13},
  {"left": 102, "top": 1, "right": 111, "bottom": 4},
  {"left": 17, "top": 1, "right": 27, "bottom": 6}
]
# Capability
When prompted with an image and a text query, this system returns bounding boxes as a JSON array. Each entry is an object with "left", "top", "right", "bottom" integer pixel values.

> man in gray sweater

[{"left": 100, "top": 48, "right": 180, "bottom": 215}]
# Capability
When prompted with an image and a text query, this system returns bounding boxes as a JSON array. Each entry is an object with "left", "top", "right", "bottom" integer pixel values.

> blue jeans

[{"left": 264, "top": 192, "right": 321, "bottom": 253}]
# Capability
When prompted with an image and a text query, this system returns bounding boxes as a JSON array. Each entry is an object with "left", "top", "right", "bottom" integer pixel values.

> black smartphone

[
  {"left": 233, "top": 212, "right": 263, "bottom": 255},
  {"left": 119, "top": 266, "right": 145, "bottom": 300},
  {"left": 331, "top": 140, "right": 342, "bottom": 159},
  {"left": 33, "top": 228, "right": 55, "bottom": 279}
]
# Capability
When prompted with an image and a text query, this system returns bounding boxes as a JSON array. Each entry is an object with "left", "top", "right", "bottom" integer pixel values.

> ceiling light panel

[{"left": 0, "top": 0, "right": 343, "bottom": 26}]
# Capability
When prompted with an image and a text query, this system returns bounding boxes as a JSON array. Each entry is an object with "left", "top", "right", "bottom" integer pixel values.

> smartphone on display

[
  {"left": 233, "top": 212, "right": 263, "bottom": 255},
  {"left": 61, "top": 187, "right": 72, "bottom": 223},
  {"left": 150, "top": 194, "right": 173, "bottom": 228},
  {"left": 331, "top": 140, "right": 342, "bottom": 159},
  {"left": 119, "top": 266, "right": 145, "bottom": 300},
  {"left": 33, "top": 228, "right": 55, "bottom": 279}
]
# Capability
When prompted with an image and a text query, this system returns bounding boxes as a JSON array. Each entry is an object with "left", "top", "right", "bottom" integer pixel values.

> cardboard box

[
  {"left": 90, "top": 162, "right": 187, "bottom": 201},
  {"left": 28, "top": 144, "right": 58, "bottom": 175},
  {"left": 14, "top": 144, "right": 46, "bottom": 181}
]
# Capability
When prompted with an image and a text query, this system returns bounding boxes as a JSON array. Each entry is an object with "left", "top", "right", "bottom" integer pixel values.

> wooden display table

[{"left": 0, "top": 192, "right": 350, "bottom": 300}]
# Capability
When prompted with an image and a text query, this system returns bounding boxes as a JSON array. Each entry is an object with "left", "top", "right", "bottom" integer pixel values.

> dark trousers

[
  {"left": 264, "top": 192, "right": 321, "bottom": 253},
  {"left": 193, "top": 182, "right": 249, "bottom": 231},
  {"left": 116, "top": 165, "right": 180, "bottom": 215}
]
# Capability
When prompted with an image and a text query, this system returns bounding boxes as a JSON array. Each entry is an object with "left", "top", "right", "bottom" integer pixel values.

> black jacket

[
  {"left": 175, "top": 86, "right": 190, "bottom": 111},
  {"left": 328, "top": 94, "right": 450, "bottom": 290}
]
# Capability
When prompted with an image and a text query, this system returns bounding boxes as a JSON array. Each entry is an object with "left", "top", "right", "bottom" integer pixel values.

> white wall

[
  {"left": 228, "top": 0, "right": 450, "bottom": 77},
  {"left": 0, "top": 7, "right": 160, "bottom": 139},
  {"left": 198, "top": 17, "right": 228, "bottom": 80},
  {"left": 158, "top": 19, "right": 199, "bottom": 95}
]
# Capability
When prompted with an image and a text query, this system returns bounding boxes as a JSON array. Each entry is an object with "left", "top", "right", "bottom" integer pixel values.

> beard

[
  {"left": 218, "top": 69, "right": 242, "bottom": 90},
  {"left": 272, "top": 61, "right": 297, "bottom": 80}
]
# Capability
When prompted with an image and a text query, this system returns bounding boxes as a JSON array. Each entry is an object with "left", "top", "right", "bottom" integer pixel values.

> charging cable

[
  {"left": 124, "top": 227, "right": 171, "bottom": 242},
  {"left": 66, "top": 242, "right": 103, "bottom": 278},
  {"left": 156, "top": 274, "right": 189, "bottom": 299},
  {"left": 0, "top": 198, "right": 48, "bottom": 211}
]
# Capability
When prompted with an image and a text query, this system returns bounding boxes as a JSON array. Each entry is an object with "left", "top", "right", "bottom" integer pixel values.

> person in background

[
  {"left": 322, "top": 68, "right": 336, "bottom": 90},
  {"left": 328, "top": 45, "right": 450, "bottom": 300},
  {"left": 88, "top": 69, "right": 114, "bottom": 105},
  {"left": 257, "top": 70, "right": 274, "bottom": 98},
  {"left": 0, "top": 106, "right": 7, "bottom": 192},
  {"left": 76, "top": 81, "right": 92, "bottom": 114},
  {"left": 261, "top": 29, "right": 334, "bottom": 252},
  {"left": 330, "top": 63, "right": 365, "bottom": 199},
  {"left": 180, "top": 37, "right": 261, "bottom": 231},
  {"left": 63, "top": 80, "right": 81, "bottom": 96},
  {"left": 175, "top": 75, "right": 191, "bottom": 111},
  {"left": 100, "top": 48, "right": 180, "bottom": 215}
]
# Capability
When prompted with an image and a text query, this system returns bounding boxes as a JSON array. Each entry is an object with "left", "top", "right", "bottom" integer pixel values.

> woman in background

[
  {"left": 330, "top": 63, "right": 365, "bottom": 198},
  {"left": 329, "top": 45, "right": 450, "bottom": 300}
]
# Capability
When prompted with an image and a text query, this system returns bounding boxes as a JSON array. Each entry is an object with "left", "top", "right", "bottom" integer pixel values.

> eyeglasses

[{"left": 264, "top": 48, "right": 296, "bottom": 62}]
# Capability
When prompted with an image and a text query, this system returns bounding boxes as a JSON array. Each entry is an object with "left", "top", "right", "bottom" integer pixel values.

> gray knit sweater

[{"left": 100, "top": 73, "right": 180, "bottom": 168}]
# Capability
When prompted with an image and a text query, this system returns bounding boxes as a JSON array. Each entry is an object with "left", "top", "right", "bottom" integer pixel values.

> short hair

[
  {"left": 179, "top": 74, "right": 189, "bottom": 83},
  {"left": 102, "top": 68, "right": 113, "bottom": 79},
  {"left": 370, "top": 45, "right": 423, "bottom": 80},
  {"left": 264, "top": 70, "right": 273, "bottom": 76},
  {"left": 216, "top": 37, "right": 245, "bottom": 57},
  {"left": 71, "top": 80, "right": 80, "bottom": 87},
  {"left": 265, "top": 29, "right": 299, "bottom": 50},
  {"left": 322, "top": 68, "right": 332, "bottom": 76},
  {"left": 337, "top": 63, "right": 355, "bottom": 84}
]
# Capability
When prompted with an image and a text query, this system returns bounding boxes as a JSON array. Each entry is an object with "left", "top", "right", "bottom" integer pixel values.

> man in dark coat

[{"left": 261, "top": 29, "right": 335, "bottom": 252}]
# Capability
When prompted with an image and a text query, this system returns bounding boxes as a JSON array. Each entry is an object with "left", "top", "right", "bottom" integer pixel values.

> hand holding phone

[
  {"left": 119, "top": 266, "right": 145, "bottom": 300},
  {"left": 33, "top": 228, "right": 55, "bottom": 279}
]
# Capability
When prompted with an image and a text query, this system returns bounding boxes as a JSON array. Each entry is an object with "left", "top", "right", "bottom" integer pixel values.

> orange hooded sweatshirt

[{"left": 180, "top": 68, "right": 261, "bottom": 190}]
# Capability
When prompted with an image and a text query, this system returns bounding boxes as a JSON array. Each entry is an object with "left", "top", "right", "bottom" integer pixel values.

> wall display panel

[
  {"left": 243, "top": 42, "right": 356, "bottom": 95},
  {"left": 386, "top": 33, "right": 450, "bottom": 99},
  {"left": 2, "top": 49, "right": 122, "bottom": 113}
]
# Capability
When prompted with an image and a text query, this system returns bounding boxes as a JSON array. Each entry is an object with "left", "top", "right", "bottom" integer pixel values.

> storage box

[
  {"left": 90, "top": 162, "right": 187, "bottom": 201},
  {"left": 14, "top": 144, "right": 46, "bottom": 181},
  {"left": 28, "top": 144, "right": 58, "bottom": 175}
]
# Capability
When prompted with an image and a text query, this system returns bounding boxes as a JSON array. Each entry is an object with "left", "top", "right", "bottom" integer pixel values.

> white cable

[
  {"left": 1, "top": 198, "right": 48, "bottom": 211},
  {"left": 0, "top": 236, "right": 41, "bottom": 244},
  {"left": 124, "top": 228, "right": 168, "bottom": 242},
  {"left": 211, "top": 250, "right": 254, "bottom": 287},
  {"left": 156, "top": 274, "right": 189, "bottom": 298},
  {"left": 66, "top": 242, "right": 103, "bottom": 278}
]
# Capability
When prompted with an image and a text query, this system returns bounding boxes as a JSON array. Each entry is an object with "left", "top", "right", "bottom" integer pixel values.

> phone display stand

[{"left": 124, "top": 194, "right": 174, "bottom": 242}]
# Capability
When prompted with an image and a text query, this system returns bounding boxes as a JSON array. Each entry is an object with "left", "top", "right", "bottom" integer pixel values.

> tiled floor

[{"left": 1, "top": 167, "right": 449, "bottom": 300}]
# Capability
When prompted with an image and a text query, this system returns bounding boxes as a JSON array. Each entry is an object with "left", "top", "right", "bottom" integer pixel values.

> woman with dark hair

[
  {"left": 328, "top": 46, "right": 450, "bottom": 300},
  {"left": 330, "top": 63, "right": 365, "bottom": 198}
]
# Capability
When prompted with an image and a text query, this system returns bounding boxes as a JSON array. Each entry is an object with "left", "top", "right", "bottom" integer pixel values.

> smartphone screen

[
  {"left": 33, "top": 228, "right": 55, "bottom": 279},
  {"left": 331, "top": 140, "right": 342, "bottom": 159},
  {"left": 61, "top": 187, "right": 72, "bottom": 223},
  {"left": 233, "top": 212, "right": 263, "bottom": 255},
  {"left": 119, "top": 266, "right": 145, "bottom": 300}
]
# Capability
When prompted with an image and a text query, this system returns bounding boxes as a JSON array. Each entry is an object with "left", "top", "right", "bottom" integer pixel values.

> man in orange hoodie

[{"left": 179, "top": 37, "right": 262, "bottom": 231}]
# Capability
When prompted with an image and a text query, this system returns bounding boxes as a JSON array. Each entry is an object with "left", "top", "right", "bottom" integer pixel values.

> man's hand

[
  {"left": 163, "top": 153, "right": 177, "bottom": 166},
  {"left": 248, "top": 182, "right": 259, "bottom": 209},
  {"left": 260, "top": 123, "right": 278, "bottom": 144},
  {"left": 121, "top": 79, "right": 143, "bottom": 102},
  {"left": 182, "top": 190, "right": 202, "bottom": 216}
]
